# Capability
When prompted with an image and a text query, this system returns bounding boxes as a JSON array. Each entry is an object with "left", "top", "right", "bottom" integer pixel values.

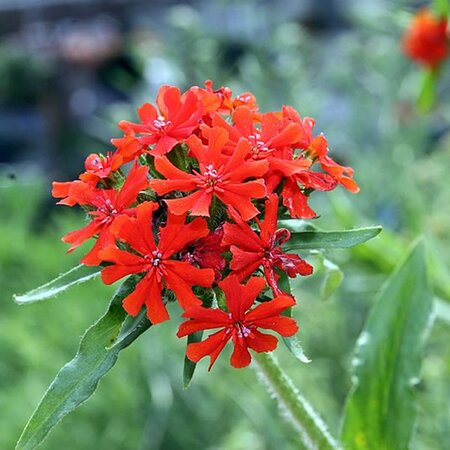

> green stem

[{"left": 253, "top": 352, "right": 341, "bottom": 450}]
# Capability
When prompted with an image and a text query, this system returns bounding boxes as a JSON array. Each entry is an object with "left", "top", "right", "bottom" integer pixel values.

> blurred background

[{"left": 1, "top": 0, "right": 449, "bottom": 449}]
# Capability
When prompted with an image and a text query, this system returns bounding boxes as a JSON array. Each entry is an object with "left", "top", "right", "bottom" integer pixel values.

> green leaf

[
  {"left": 315, "top": 254, "right": 344, "bottom": 301},
  {"left": 277, "top": 219, "right": 317, "bottom": 233},
  {"left": 417, "top": 69, "right": 437, "bottom": 113},
  {"left": 341, "top": 239, "right": 433, "bottom": 450},
  {"left": 183, "top": 331, "right": 203, "bottom": 389},
  {"left": 282, "top": 226, "right": 382, "bottom": 251},
  {"left": 106, "top": 307, "right": 150, "bottom": 350},
  {"left": 14, "top": 264, "right": 101, "bottom": 305},
  {"left": 283, "top": 333, "right": 312, "bottom": 364},
  {"left": 16, "top": 276, "right": 151, "bottom": 450}
]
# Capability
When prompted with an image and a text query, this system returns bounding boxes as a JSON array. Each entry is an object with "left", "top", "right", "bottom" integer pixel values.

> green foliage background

[{"left": 1, "top": 1, "right": 450, "bottom": 449}]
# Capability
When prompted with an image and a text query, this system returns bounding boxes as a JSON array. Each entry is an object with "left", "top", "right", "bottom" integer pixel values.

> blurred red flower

[{"left": 403, "top": 9, "right": 449, "bottom": 68}]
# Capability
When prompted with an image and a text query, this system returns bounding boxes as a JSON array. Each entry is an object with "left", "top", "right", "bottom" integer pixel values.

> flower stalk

[{"left": 253, "top": 351, "right": 341, "bottom": 450}]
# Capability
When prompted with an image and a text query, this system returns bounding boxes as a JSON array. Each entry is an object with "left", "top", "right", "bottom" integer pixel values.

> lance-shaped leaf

[
  {"left": 16, "top": 276, "right": 151, "bottom": 450},
  {"left": 282, "top": 226, "right": 382, "bottom": 251},
  {"left": 14, "top": 264, "right": 101, "bottom": 305},
  {"left": 182, "top": 331, "right": 203, "bottom": 389},
  {"left": 277, "top": 219, "right": 316, "bottom": 233},
  {"left": 341, "top": 239, "right": 433, "bottom": 450},
  {"left": 106, "top": 306, "right": 150, "bottom": 350}
]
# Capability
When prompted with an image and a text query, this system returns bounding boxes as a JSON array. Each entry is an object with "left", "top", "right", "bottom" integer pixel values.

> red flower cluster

[
  {"left": 53, "top": 81, "right": 358, "bottom": 369},
  {"left": 403, "top": 8, "right": 449, "bottom": 68}
]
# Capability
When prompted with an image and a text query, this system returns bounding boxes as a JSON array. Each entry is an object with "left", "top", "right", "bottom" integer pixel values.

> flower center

[
  {"left": 236, "top": 94, "right": 252, "bottom": 104},
  {"left": 248, "top": 133, "right": 270, "bottom": 159},
  {"left": 235, "top": 322, "right": 252, "bottom": 339},
  {"left": 100, "top": 199, "right": 118, "bottom": 215},
  {"left": 202, "top": 164, "right": 221, "bottom": 187},
  {"left": 153, "top": 116, "right": 172, "bottom": 132},
  {"left": 144, "top": 249, "right": 163, "bottom": 266}
]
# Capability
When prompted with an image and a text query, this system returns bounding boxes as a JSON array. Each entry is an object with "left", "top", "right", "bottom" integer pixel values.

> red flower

[
  {"left": 308, "top": 135, "right": 359, "bottom": 193},
  {"left": 189, "top": 81, "right": 232, "bottom": 115},
  {"left": 111, "top": 130, "right": 146, "bottom": 161},
  {"left": 52, "top": 180, "right": 83, "bottom": 207},
  {"left": 190, "top": 80, "right": 258, "bottom": 115},
  {"left": 78, "top": 151, "right": 124, "bottom": 184},
  {"left": 149, "top": 126, "right": 268, "bottom": 220},
  {"left": 59, "top": 162, "right": 149, "bottom": 265},
  {"left": 222, "top": 194, "right": 313, "bottom": 294},
  {"left": 99, "top": 202, "right": 215, "bottom": 324},
  {"left": 52, "top": 147, "right": 134, "bottom": 205},
  {"left": 282, "top": 106, "right": 359, "bottom": 193},
  {"left": 177, "top": 276, "right": 298, "bottom": 369},
  {"left": 212, "top": 106, "right": 302, "bottom": 163},
  {"left": 403, "top": 9, "right": 449, "bottom": 68},
  {"left": 118, "top": 85, "right": 203, "bottom": 155},
  {"left": 263, "top": 145, "right": 337, "bottom": 219},
  {"left": 180, "top": 226, "right": 226, "bottom": 281},
  {"left": 281, "top": 105, "right": 316, "bottom": 149}
]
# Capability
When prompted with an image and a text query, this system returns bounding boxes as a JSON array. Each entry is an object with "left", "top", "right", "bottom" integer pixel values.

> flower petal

[
  {"left": 254, "top": 316, "right": 299, "bottom": 337},
  {"left": 246, "top": 329, "right": 278, "bottom": 352},
  {"left": 222, "top": 208, "right": 263, "bottom": 251},
  {"left": 138, "top": 102, "right": 157, "bottom": 123},
  {"left": 116, "top": 162, "right": 149, "bottom": 210},
  {"left": 229, "top": 246, "right": 262, "bottom": 278},
  {"left": 159, "top": 215, "right": 209, "bottom": 256},
  {"left": 151, "top": 135, "right": 180, "bottom": 156},
  {"left": 81, "top": 228, "right": 116, "bottom": 266},
  {"left": 163, "top": 261, "right": 212, "bottom": 310},
  {"left": 220, "top": 276, "right": 266, "bottom": 321},
  {"left": 62, "top": 220, "right": 102, "bottom": 252},
  {"left": 258, "top": 194, "right": 278, "bottom": 243},
  {"left": 165, "top": 190, "right": 212, "bottom": 217},
  {"left": 245, "top": 295, "right": 296, "bottom": 321},
  {"left": 186, "top": 329, "right": 230, "bottom": 370},
  {"left": 230, "top": 337, "right": 252, "bottom": 368},
  {"left": 281, "top": 179, "right": 317, "bottom": 219}
]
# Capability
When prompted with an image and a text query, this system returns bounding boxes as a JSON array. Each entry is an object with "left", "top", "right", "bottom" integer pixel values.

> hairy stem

[{"left": 253, "top": 352, "right": 340, "bottom": 450}]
